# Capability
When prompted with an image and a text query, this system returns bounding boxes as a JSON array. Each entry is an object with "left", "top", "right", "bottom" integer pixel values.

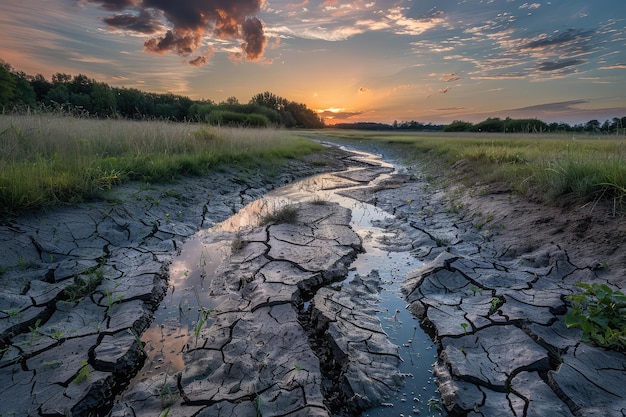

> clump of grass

[
  {"left": 62, "top": 266, "right": 105, "bottom": 303},
  {"left": 0, "top": 113, "right": 324, "bottom": 214},
  {"left": 259, "top": 204, "right": 299, "bottom": 225}
]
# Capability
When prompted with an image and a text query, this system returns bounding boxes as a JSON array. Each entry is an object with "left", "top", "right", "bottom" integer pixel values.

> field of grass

[
  {"left": 319, "top": 130, "right": 626, "bottom": 211},
  {"left": 0, "top": 114, "right": 324, "bottom": 215}
]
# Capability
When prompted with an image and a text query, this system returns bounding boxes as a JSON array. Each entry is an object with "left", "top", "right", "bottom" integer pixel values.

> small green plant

[
  {"left": 256, "top": 393, "right": 263, "bottom": 417},
  {"left": 293, "top": 363, "right": 303, "bottom": 371},
  {"left": 128, "top": 328, "right": 149, "bottom": 359},
  {"left": 489, "top": 297, "right": 502, "bottom": 314},
  {"left": 62, "top": 270, "right": 104, "bottom": 303},
  {"left": 565, "top": 282, "right": 626, "bottom": 351},
  {"left": 159, "top": 374, "right": 176, "bottom": 408},
  {"left": 259, "top": 204, "right": 299, "bottom": 225},
  {"left": 28, "top": 318, "right": 43, "bottom": 347},
  {"left": 427, "top": 397, "right": 442, "bottom": 411},
  {"left": 593, "top": 262, "right": 610, "bottom": 271},
  {"left": 75, "top": 360, "right": 90, "bottom": 383},
  {"left": 460, "top": 322, "right": 469, "bottom": 335},
  {"left": 105, "top": 289, "right": 122, "bottom": 313}
]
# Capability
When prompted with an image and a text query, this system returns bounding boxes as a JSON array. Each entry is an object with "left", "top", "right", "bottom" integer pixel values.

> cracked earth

[{"left": 0, "top": 141, "right": 624, "bottom": 417}]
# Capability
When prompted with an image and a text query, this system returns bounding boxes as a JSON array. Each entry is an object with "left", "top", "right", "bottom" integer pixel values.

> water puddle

[{"left": 133, "top": 147, "right": 441, "bottom": 416}]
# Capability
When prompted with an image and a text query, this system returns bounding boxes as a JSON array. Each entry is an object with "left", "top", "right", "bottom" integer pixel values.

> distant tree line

[
  {"left": 333, "top": 121, "right": 444, "bottom": 131},
  {"left": 443, "top": 117, "right": 626, "bottom": 134},
  {"left": 334, "top": 117, "right": 626, "bottom": 134},
  {"left": 0, "top": 61, "right": 324, "bottom": 128}
]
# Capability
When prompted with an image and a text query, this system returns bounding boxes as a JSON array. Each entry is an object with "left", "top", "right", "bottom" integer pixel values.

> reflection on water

[{"left": 132, "top": 147, "right": 441, "bottom": 415}]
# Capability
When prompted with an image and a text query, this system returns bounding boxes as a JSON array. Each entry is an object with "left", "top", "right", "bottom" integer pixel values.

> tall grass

[
  {"left": 321, "top": 131, "right": 626, "bottom": 209},
  {"left": 0, "top": 114, "right": 323, "bottom": 215}
]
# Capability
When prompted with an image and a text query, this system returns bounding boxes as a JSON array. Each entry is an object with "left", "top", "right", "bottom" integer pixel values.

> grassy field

[
  {"left": 318, "top": 130, "right": 626, "bottom": 211},
  {"left": 0, "top": 114, "right": 324, "bottom": 215}
]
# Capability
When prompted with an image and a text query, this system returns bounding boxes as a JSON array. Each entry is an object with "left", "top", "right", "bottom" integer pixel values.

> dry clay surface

[
  {"left": 341, "top": 162, "right": 626, "bottom": 417},
  {"left": 0, "top": 142, "right": 624, "bottom": 417},
  {"left": 0, "top": 149, "right": 359, "bottom": 416}
]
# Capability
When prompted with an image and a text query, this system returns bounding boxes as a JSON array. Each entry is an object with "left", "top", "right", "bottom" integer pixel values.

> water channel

[{"left": 132, "top": 147, "right": 442, "bottom": 416}]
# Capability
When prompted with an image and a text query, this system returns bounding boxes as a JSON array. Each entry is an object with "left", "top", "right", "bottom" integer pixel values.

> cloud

[
  {"left": 520, "top": 28, "right": 594, "bottom": 52},
  {"left": 81, "top": 0, "right": 139, "bottom": 11},
  {"left": 511, "top": 100, "right": 589, "bottom": 112},
  {"left": 241, "top": 17, "right": 266, "bottom": 60},
  {"left": 536, "top": 59, "right": 585, "bottom": 71},
  {"left": 318, "top": 109, "right": 363, "bottom": 120},
  {"left": 439, "top": 72, "right": 461, "bottom": 82},
  {"left": 86, "top": 0, "right": 267, "bottom": 61},
  {"left": 102, "top": 10, "right": 163, "bottom": 34},
  {"left": 188, "top": 49, "right": 215, "bottom": 66},
  {"left": 601, "top": 63, "right": 626, "bottom": 69}
]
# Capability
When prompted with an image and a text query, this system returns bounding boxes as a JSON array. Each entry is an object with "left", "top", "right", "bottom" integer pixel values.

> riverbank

[{"left": 333, "top": 142, "right": 625, "bottom": 416}]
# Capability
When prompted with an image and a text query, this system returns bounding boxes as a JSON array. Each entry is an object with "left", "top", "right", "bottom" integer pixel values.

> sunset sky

[{"left": 1, "top": 0, "right": 625, "bottom": 125}]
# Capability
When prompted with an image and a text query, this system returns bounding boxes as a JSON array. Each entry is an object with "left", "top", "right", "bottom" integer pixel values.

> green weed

[
  {"left": 259, "top": 204, "right": 299, "bottom": 225},
  {"left": 74, "top": 360, "right": 90, "bottom": 383},
  {"left": 565, "top": 282, "right": 626, "bottom": 351}
]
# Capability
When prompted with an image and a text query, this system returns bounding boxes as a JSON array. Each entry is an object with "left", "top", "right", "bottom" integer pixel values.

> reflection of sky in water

[{"left": 134, "top": 146, "right": 441, "bottom": 414}]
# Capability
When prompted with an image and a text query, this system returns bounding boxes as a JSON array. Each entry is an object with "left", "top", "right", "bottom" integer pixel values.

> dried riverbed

[{"left": 0, "top": 140, "right": 624, "bottom": 417}]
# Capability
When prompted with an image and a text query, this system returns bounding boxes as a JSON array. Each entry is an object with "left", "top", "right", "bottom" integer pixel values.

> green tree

[
  {"left": 0, "top": 62, "right": 16, "bottom": 108},
  {"left": 29, "top": 73, "right": 52, "bottom": 102},
  {"left": 444, "top": 120, "right": 473, "bottom": 132},
  {"left": 90, "top": 82, "right": 116, "bottom": 116},
  {"left": 45, "top": 85, "right": 70, "bottom": 106},
  {"left": 12, "top": 76, "right": 36, "bottom": 107}
]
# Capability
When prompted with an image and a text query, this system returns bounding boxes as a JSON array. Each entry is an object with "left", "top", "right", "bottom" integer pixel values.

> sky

[{"left": 1, "top": 0, "right": 625, "bottom": 125}]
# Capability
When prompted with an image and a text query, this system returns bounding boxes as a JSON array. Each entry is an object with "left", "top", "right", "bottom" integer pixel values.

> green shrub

[{"left": 565, "top": 282, "right": 626, "bottom": 351}]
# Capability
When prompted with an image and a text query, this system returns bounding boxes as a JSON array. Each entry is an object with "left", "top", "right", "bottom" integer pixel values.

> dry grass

[{"left": 0, "top": 113, "right": 323, "bottom": 214}]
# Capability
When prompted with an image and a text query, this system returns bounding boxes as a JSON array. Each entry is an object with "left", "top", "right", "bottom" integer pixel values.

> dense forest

[
  {"left": 1, "top": 61, "right": 625, "bottom": 133},
  {"left": 0, "top": 61, "right": 325, "bottom": 128}
]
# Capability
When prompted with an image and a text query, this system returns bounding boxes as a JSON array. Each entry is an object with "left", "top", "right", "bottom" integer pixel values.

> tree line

[
  {"left": 443, "top": 117, "right": 626, "bottom": 134},
  {"left": 2, "top": 61, "right": 625, "bottom": 133},
  {"left": 0, "top": 61, "right": 325, "bottom": 128}
]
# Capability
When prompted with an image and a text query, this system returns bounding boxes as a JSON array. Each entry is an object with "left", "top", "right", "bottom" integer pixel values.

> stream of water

[{"left": 134, "top": 147, "right": 442, "bottom": 416}]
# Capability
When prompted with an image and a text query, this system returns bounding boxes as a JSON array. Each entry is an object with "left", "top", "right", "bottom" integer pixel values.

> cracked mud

[{"left": 1, "top": 141, "right": 624, "bottom": 417}]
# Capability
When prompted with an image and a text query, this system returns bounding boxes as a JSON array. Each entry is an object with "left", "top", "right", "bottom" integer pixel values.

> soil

[{"left": 448, "top": 169, "right": 625, "bottom": 289}]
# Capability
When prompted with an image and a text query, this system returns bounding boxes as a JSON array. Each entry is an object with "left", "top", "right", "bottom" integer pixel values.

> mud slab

[
  {"left": 0, "top": 149, "right": 357, "bottom": 417},
  {"left": 340, "top": 169, "right": 626, "bottom": 417}
]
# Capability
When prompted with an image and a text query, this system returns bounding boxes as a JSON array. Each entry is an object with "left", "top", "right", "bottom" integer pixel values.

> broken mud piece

[
  {"left": 111, "top": 202, "right": 383, "bottom": 417},
  {"left": 306, "top": 271, "right": 404, "bottom": 415}
]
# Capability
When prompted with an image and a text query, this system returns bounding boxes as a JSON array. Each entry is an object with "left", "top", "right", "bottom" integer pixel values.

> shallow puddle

[{"left": 133, "top": 147, "right": 441, "bottom": 415}]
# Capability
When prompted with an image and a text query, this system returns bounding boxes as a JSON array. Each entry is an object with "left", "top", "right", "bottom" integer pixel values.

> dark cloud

[
  {"left": 241, "top": 17, "right": 266, "bottom": 60},
  {"left": 85, "top": 0, "right": 267, "bottom": 61},
  {"left": 82, "top": 0, "right": 138, "bottom": 11},
  {"left": 102, "top": 10, "right": 163, "bottom": 34},
  {"left": 144, "top": 30, "right": 202, "bottom": 55},
  {"left": 537, "top": 59, "right": 585, "bottom": 71},
  {"left": 511, "top": 100, "right": 588, "bottom": 112},
  {"left": 189, "top": 55, "right": 208, "bottom": 66},
  {"left": 521, "top": 28, "right": 594, "bottom": 50}
]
